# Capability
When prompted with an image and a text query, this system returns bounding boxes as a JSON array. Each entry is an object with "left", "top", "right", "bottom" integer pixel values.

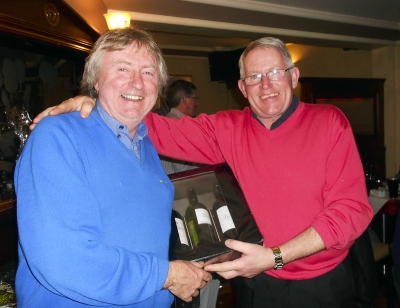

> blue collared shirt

[{"left": 95, "top": 101, "right": 147, "bottom": 158}]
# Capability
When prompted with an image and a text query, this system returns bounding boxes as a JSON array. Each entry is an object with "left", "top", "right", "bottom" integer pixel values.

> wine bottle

[
  {"left": 172, "top": 210, "right": 191, "bottom": 250},
  {"left": 212, "top": 184, "right": 238, "bottom": 239},
  {"left": 185, "top": 188, "right": 216, "bottom": 247}
]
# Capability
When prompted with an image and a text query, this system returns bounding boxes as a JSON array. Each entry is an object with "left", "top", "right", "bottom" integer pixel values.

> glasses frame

[
  {"left": 187, "top": 96, "right": 199, "bottom": 103},
  {"left": 242, "top": 66, "right": 295, "bottom": 86}
]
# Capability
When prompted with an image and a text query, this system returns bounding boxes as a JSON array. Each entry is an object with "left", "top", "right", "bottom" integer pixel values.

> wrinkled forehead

[
  {"left": 246, "top": 46, "right": 282, "bottom": 59},
  {"left": 103, "top": 41, "right": 159, "bottom": 66},
  {"left": 127, "top": 42, "right": 160, "bottom": 65},
  {"left": 243, "top": 47, "right": 285, "bottom": 69}
]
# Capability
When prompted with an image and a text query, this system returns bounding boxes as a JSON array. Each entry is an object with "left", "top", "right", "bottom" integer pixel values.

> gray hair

[
  {"left": 166, "top": 79, "right": 197, "bottom": 108},
  {"left": 80, "top": 27, "right": 168, "bottom": 98},
  {"left": 238, "top": 37, "right": 294, "bottom": 79}
]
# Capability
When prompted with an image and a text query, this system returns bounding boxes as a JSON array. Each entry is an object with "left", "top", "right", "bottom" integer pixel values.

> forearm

[
  {"left": 145, "top": 112, "right": 225, "bottom": 164},
  {"left": 204, "top": 227, "right": 326, "bottom": 279},
  {"left": 279, "top": 226, "right": 325, "bottom": 265}
]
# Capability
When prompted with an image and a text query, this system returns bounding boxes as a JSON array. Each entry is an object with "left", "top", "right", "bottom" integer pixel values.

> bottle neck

[
  {"left": 188, "top": 189, "right": 198, "bottom": 205},
  {"left": 214, "top": 192, "right": 223, "bottom": 200},
  {"left": 189, "top": 197, "right": 198, "bottom": 205}
]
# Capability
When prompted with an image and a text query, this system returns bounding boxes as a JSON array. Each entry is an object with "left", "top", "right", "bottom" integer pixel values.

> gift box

[{"left": 168, "top": 163, "right": 263, "bottom": 264}]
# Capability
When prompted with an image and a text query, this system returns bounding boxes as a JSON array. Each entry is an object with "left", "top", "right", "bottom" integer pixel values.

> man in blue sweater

[{"left": 15, "top": 28, "right": 211, "bottom": 307}]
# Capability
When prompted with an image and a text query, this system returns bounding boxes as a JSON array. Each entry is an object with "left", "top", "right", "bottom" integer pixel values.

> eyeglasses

[
  {"left": 187, "top": 96, "right": 199, "bottom": 103},
  {"left": 242, "top": 67, "right": 294, "bottom": 86}
]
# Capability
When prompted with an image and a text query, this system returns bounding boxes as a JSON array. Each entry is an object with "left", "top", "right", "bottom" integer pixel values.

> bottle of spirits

[
  {"left": 172, "top": 210, "right": 191, "bottom": 250},
  {"left": 185, "top": 188, "right": 216, "bottom": 247},
  {"left": 212, "top": 184, "right": 238, "bottom": 239}
]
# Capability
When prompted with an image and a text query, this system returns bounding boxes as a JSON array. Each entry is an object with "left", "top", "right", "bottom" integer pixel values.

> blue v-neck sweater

[{"left": 15, "top": 109, "right": 174, "bottom": 307}]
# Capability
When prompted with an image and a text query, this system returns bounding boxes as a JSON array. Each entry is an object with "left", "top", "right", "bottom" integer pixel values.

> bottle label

[
  {"left": 187, "top": 220, "right": 199, "bottom": 246},
  {"left": 216, "top": 205, "right": 235, "bottom": 233},
  {"left": 195, "top": 208, "right": 212, "bottom": 225},
  {"left": 175, "top": 218, "right": 190, "bottom": 246}
]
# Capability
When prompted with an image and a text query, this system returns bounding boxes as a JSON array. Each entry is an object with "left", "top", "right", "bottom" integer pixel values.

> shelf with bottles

[{"left": 168, "top": 163, "right": 262, "bottom": 264}]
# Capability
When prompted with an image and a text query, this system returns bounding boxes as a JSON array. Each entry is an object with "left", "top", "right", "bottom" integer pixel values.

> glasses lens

[
  {"left": 245, "top": 75, "right": 261, "bottom": 85},
  {"left": 269, "top": 69, "right": 285, "bottom": 81},
  {"left": 244, "top": 68, "right": 291, "bottom": 85}
]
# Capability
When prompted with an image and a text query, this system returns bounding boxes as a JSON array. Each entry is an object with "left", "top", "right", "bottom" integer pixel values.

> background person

[
  {"left": 160, "top": 79, "right": 202, "bottom": 175},
  {"left": 165, "top": 79, "right": 199, "bottom": 118},
  {"left": 15, "top": 28, "right": 210, "bottom": 308},
  {"left": 30, "top": 36, "right": 373, "bottom": 307}
]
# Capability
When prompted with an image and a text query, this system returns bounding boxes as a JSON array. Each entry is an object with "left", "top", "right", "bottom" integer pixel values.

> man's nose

[
  {"left": 260, "top": 75, "right": 272, "bottom": 87},
  {"left": 129, "top": 73, "right": 144, "bottom": 88}
]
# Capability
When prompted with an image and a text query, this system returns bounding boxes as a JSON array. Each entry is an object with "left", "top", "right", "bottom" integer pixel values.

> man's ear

[
  {"left": 291, "top": 67, "right": 300, "bottom": 89},
  {"left": 238, "top": 80, "right": 248, "bottom": 99},
  {"left": 180, "top": 96, "right": 187, "bottom": 106}
]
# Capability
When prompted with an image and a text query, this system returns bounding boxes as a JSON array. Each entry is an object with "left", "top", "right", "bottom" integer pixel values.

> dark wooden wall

[
  {"left": 299, "top": 77, "right": 386, "bottom": 180},
  {"left": 0, "top": 0, "right": 99, "bottom": 267}
]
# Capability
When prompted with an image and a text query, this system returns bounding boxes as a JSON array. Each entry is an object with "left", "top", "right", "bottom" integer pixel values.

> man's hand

[
  {"left": 204, "top": 240, "right": 273, "bottom": 279},
  {"left": 164, "top": 260, "right": 212, "bottom": 302},
  {"left": 30, "top": 95, "right": 96, "bottom": 130},
  {"left": 204, "top": 227, "right": 326, "bottom": 280}
]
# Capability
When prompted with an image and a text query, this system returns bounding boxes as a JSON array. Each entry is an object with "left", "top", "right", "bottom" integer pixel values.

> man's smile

[
  {"left": 121, "top": 94, "right": 143, "bottom": 101},
  {"left": 261, "top": 92, "right": 279, "bottom": 99}
]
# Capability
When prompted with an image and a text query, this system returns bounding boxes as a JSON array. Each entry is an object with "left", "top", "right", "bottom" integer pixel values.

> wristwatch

[{"left": 271, "top": 246, "right": 284, "bottom": 270}]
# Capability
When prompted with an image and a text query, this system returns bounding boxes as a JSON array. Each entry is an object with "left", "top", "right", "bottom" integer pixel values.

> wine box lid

[{"left": 168, "top": 162, "right": 263, "bottom": 264}]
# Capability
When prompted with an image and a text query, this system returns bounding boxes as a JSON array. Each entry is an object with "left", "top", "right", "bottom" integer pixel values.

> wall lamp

[{"left": 104, "top": 12, "right": 131, "bottom": 30}]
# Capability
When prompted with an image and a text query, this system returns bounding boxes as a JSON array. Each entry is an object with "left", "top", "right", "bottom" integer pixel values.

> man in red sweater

[{"left": 31, "top": 36, "right": 373, "bottom": 307}]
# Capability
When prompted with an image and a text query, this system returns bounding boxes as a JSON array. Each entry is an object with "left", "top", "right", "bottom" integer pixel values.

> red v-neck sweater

[{"left": 145, "top": 102, "right": 373, "bottom": 280}]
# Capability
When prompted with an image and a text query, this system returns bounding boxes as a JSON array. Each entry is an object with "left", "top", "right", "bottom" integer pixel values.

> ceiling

[{"left": 71, "top": 0, "right": 400, "bottom": 55}]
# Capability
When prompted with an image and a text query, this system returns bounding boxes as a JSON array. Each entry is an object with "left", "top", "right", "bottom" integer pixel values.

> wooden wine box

[{"left": 168, "top": 162, "right": 263, "bottom": 264}]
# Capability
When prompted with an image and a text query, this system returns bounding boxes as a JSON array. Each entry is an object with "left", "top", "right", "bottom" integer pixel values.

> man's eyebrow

[
  {"left": 246, "top": 67, "right": 279, "bottom": 75},
  {"left": 114, "top": 59, "right": 132, "bottom": 66},
  {"left": 114, "top": 59, "right": 156, "bottom": 70},
  {"left": 142, "top": 63, "right": 157, "bottom": 69}
]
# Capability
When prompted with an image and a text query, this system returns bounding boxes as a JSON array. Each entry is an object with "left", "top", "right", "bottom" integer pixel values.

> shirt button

[
  {"left": 119, "top": 125, "right": 124, "bottom": 130},
  {"left": 117, "top": 134, "right": 121, "bottom": 138}
]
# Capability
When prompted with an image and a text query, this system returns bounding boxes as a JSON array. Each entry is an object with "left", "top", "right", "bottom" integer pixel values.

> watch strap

[{"left": 271, "top": 246, "right": 284, "bottom": 270}]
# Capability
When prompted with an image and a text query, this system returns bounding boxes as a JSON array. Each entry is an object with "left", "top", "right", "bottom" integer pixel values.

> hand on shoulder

[{"left": 30, "top": 95, "right": 96, "bottom": 130}]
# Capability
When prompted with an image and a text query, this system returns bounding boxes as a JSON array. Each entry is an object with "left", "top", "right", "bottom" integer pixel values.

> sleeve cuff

[{"left": 157, "top": 259, "right": 170, "bottom": 290}]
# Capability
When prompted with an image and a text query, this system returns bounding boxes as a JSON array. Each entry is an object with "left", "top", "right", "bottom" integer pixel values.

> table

[
  {"left": 369, "top": 190, "right": 399, "bottom": 243},
  {"left": 369, "top": 190, "right": 390, "bottom": 215}
]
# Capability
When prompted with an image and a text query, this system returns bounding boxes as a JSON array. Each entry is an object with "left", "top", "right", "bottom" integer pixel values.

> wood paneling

[
  {"left": 299, "top": 77, "right": 386, "bottom": 180},
  {"left": 0, "top": 0, "right": 99, "bottom": 53}
]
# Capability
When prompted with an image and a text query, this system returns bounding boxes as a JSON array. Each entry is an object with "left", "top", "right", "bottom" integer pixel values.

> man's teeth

[
  {"left": 261, "top": 93, "right": 279, "bottom": 99},
  {"left": 121, "top": 94, "right": 142, "bottom": 100}
]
